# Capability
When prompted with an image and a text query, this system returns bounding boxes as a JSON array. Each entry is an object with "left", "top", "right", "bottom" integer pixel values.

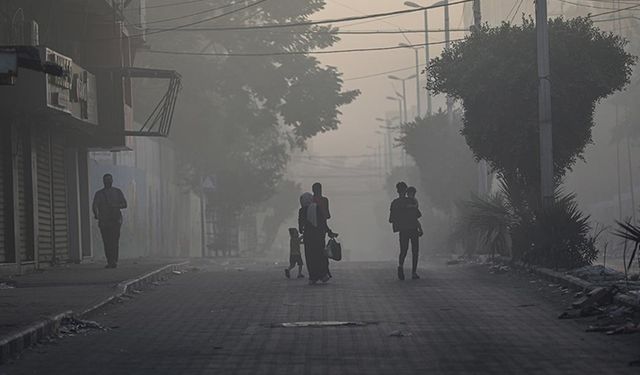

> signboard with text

[{"left": 45, "top": 48, "right": 98, "bottom": 125}]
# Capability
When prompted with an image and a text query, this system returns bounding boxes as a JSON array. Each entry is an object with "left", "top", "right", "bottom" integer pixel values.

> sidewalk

[{"left": 0, "top": 258, "right": 187, "bottom": 338}]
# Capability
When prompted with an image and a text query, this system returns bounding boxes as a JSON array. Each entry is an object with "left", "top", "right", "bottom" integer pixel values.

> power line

[
  {"left": 91, "top": 0, "right": 268, "bottom": 40},
  {"left": 589, "top": 2, "right": 640, "bottom": 17},
  {"left": 327, "top": 0, "right": 416, "bottom": 47},
  {"left": 509, "top": 0, "right": 526, "bottom": 22},
  {"left": 556, "top": 0, "right": 628, "bottom": 10},
  {"left": 344, "top": 64, "right": 426, "bottom": 81},
  {"left": 126, "top": 0, "right": 215, "bottom": 11},
  {"left": 139, "top": 0, "right": 243, "bottom": 26},
  {"left": 146, "top": 27, "right": 470, "bottom": 34},
  {"left": 145, "top": 39, "right": 462, "bottom": 57},
  {"left": 133, "top": 0, "right": 473, "bottom": 38},
  {"left": 592, "top": 15, "right": 640, "bottom": 22}
]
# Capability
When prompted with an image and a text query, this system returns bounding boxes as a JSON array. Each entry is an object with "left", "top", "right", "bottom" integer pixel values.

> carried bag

[{"left": 324, "top": 238, "right": 342, "bottom": 261}]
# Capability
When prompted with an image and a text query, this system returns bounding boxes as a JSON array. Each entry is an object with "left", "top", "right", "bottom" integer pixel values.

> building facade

[{"left": 0, "top": 0, "right": 184, "bottom": 274}]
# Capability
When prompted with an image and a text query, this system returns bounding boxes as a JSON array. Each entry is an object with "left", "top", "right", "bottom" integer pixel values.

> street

[{"left": 2, "top": 261, "right": 638, "bottom": 375}]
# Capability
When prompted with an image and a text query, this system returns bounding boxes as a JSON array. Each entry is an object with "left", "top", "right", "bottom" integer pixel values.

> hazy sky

[
  {"left": 309, "top": 0, "right": 467, "bottom": 156},
  {"left": 307, "top": 0, "right": 545, "bottom": 157}
]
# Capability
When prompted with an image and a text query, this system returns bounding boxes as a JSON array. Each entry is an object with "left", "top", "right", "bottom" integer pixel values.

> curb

[
  {"left": 510, "top": 260, "right": 640, "bottom": 311},
  {"left": 0, "top": 260, "right": 190, "bottom": 364}
]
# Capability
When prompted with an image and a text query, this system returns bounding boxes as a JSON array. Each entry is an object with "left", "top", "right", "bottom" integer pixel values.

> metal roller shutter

[
  {"left": 0, "top": 128, "right": 6, "bottom": 262},
  {"left": 16, "top": 130, "right": 30, "bottom": 262},
  {"left": 51, "top": 136, "right": 69, "bottom": 262},
  {"left": 35, "top": 130, "right": 53, "bottom": 263}
]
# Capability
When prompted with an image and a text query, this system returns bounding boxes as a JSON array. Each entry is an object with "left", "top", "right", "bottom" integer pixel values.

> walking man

[
  {"left": 389, "top": 181, "right": 421, "bottom": 280},
  {"left": 92, "top": 174, "right": 127, "bottom": 268}
]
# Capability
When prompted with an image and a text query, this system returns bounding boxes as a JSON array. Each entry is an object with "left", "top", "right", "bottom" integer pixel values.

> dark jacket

[
  {"left": 389, "top": 196, "right": 421, "bottom": 233},
  {"left": 92, "top": 187, "right": 127, "bottom": 225}
]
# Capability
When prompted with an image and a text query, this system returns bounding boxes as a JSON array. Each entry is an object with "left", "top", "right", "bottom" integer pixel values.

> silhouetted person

[
  {"left": 285, "top": 227, "right": 304, "bottom": 279},
  {"left": 389, "top": 182, "right": 421, "bottom": 280},
  {"left": 312, "top": 182, "right": 333, "bottom": 279},
  {"left": 299, "top": 189, "right": 335, "bottom": 285},
  {"left": 92, "top": 174, "right": 127, "bottom": 268}
]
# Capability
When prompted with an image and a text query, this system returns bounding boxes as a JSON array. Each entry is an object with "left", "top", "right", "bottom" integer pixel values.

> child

[
  {"left": 406, "top": 186, "right": 424, "bottom": 237},
  {"left": 285, "top": 228, "right": 305, "bottom": 279}
]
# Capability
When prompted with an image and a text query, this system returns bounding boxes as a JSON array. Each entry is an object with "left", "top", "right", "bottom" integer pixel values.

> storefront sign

[{"left": 45, "top": 48, "right": 98, "bottom": 125}]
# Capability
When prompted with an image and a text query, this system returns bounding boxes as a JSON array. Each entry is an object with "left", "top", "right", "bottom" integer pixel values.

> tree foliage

[
  {"left": 398, "top": 111, "right": 477, "bottom": 213},
  {"left": 136, "top": 0, "right": 359, "bottom": 207},
  {"left": 428, "top": 17, "right": 635, "bottom": 190}
]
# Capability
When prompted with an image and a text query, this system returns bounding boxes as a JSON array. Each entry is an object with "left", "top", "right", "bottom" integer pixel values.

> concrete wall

[{"left": 88, "top": 137, "right": 202, "bottom": 260}]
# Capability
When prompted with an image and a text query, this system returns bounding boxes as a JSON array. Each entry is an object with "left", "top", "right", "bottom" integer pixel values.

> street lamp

[
  {"left": 388, "top": 74, "right": 415, "bottom": 123},
  {"left": 386, "top": 95, "right": 404, "bottom": 125},
  {"left": 404, "top": 1, "right": 432, "bottom": 116},
  {"left": 375, "top": 118, "right": 394, "bottom": 171},
  {"left": 399, "top": 42, "right": 424, "bottom": 118},
  {"left": 407, "top": 0, "right": 452, "bottom": 121}
]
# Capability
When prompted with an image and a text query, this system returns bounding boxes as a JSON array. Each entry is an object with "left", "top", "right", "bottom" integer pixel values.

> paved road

[{"left": 2, "top": 261, "right": 639, "bottom": 374}]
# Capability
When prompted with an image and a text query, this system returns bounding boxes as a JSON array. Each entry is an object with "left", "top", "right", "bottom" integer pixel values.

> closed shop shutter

[
  {"left": 35, "top": 130, "right": 53, "bottom": 263},
  {"left": 0, "top": 128, "right": 6, "bottom": 263},
  {"left": 16, "top": 129, "right": 30, "bottom": 262},
  {"left": 51, "top": 136, "right": 69, "bottom": 262}
]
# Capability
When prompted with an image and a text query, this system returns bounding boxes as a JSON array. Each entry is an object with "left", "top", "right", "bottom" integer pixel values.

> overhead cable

[
  {"left": 144, "top": 39, "right": 462, "bottom": 57},
  {"left": 137, "top": 0, "right": 472, "bottom": 37}
]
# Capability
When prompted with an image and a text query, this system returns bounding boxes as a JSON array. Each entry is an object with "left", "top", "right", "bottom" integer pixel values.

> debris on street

[
  {"left": 571, "top": 287, "right": 617, "bottom": 310},
  {"left": 59, "top": 317, "right": 106, "bottom": 336},
  {"left": 568, "top": 265, "right": 625, "bottom": 283},
  {"left": 388, "top": 330, "right": 413, "bottom": 337},
  {"left": 270, "top": 321, "right": 374, "bottom": 328},
  {"left": 489, "top": 264, "right": 510, "bottom": 274},
  {"left": 558, "top": 285, "right": 640, "bottom": 336},
  {"left": 0, "top": 282, "right": 15, "bottom": 289}
]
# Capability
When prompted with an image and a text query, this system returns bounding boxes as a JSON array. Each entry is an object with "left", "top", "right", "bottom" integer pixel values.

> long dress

[{"left": 299, "top": 206, "right": 329, "bottom": 282}]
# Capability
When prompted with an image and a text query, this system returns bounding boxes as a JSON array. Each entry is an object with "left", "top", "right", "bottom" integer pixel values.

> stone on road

[{"left": 2, "top": 262, "right": 639, "bottom": 375}]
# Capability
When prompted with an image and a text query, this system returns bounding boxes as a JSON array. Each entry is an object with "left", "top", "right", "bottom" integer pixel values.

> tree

[
  {"left": 427, "top": 18, "right": 635, "bottom": 266},
  {"left": 428, "top": 18, "right": 635, "bottom": 195},
  {"left": 398, "top": 111, "right": 477, "bottom": 213},
  {"left": 258, "top": 180, "right": 301, "bottom": 254},
  {"left": 136, "top": 0, "right": 359, "bottom": 208}
]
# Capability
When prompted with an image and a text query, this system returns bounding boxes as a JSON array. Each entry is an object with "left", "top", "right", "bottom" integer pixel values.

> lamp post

[
  {"left": 376, "top": 116, "right": 396, "bottom": 172},
  {"left": 398, "top": 43, "right": 423, "bottom": 118},
  {"left": 404, "top": 1, "right": 432, "bottom": 116},
  {"left": 430, "top": 0, "right": 453, "bottom": 123},
  {"left": 386, "top": 95, "right": 403, "bottom": 125},
  {"left": 388, "top": 74, "right": 415, "bottom": 122}
]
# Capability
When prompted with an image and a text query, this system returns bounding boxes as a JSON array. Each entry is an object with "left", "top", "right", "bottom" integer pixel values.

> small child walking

[{"left": 285, "top": 227, "right": 305, "bottom": 279}]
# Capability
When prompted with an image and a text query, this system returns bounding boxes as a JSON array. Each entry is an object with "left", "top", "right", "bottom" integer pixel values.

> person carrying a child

[
  {"left": 285, "top": 228, "right": 305, "bottom": 279},
  {"left": 389, "top": 182, "right": 422, "bottom": 281}
]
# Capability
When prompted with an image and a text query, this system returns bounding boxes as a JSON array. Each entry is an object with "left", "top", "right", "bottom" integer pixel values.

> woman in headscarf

[{"left": 298, "top": 192, "right": 332, "bottom": 285}]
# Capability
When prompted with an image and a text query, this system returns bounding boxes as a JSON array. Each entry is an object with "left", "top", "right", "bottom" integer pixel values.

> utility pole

[
  {"left": 200, "top": 176, "right": 207, "bottom": 258},
  {"left": 472, "top": 0, "right": 488, "bottom": 196},
  {"left": 444, "top": 0, "right": 454, "bottom": 125},
  {"left": 401, "top": 79, "right": 408, "bottom": 122},
  {"left": 424, "top": 8, "right": 432, "bottom": 115},
  {"left": 473, "top": 0, "right": 481, "bottom": 30},
  {"left": 414, "top": 48, "right": 421, "bottom": 117},
  {"left": 536, "top": 0, "right": 554, "bottom": 208},
  {"left": 616, "top": 0, "right": 637, "bottom": 222}
]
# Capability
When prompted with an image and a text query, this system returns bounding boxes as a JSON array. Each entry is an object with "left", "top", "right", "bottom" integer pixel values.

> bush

[
  {"left": 454, "top": 183, "right": 600, "bottom": 269},
  {"left": 522, "top": 192, "right": 599, "bottom": 269},
  {"left": 454, "top": 192, "right": 516, "bottom": 257}
]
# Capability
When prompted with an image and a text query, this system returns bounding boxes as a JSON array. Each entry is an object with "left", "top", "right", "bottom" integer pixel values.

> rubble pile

[{"left": 559, "top": 286, "right": 640, "bottom": 335}]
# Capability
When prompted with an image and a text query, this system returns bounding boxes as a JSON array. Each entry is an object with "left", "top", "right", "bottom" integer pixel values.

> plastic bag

[{"left": 324, "top": 238, "right": 342, "bottom": 261}]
